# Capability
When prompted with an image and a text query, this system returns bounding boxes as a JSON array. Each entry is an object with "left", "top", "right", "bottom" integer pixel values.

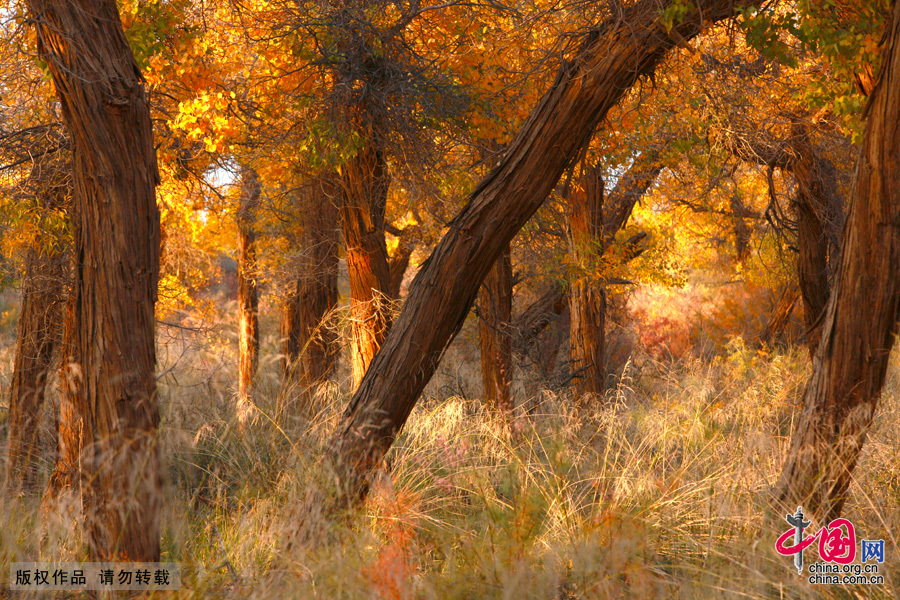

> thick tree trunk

[
  {"left": 288, "top": 0, "right": 757, "bottom": 519},
  {"left": 25, "top": 0, "right": 163, "bottom": 560},
  {"left": 237, "top": 167, "right": 261, "bottom": 424},
  {"left": 478, "top": 245, "right": 513, "bottom": 411},
  {"left": 568, "top": 170, "right": 606, "bottom": 399},
  {"left": 6, "top": 244, "right": 67, "bottom": 493},
  {"left": 339, "top": 142, "right": 395, "bottom": 388},
  {"left": 281, "top": 177, "right": 340, "bottom": 401},
  {"left": 774, "top": 1, "right": 900, "bottom": 523}
]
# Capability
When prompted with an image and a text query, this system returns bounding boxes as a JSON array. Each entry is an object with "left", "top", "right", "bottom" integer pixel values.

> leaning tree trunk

[
  {"left": 237, "top": 167, "right": 261, "bottom": 424},
  {"left": 281, "top": 177, "right": 340, "bottom": 402},
  {"left": 25, "top": 0, "right": 163, "bottom": 560},
  {"left": 774, "top": 0, "right": 900, "bottom": 523},
  {"left": 567, "top": 169, "right": 606, "bottom": 399},
  {"left": 339, "top": 141, "right": 395, "bottom": 389},
  {"left": 6, "top": 243, "right": 67, "bottom": 493},
  {"left": 283, "top": 0, "right": 760, "bottom": 523},
  {"left": 478, "top": 245, "right": 513, "bottom": 412}
]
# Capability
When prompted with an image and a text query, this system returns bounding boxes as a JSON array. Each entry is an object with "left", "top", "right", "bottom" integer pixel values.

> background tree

[
  {"left": 237, "top": 166, "right": 262, "bottom": 424},
  {"left": 478, "top": 245, "right": 513, "bottom": 411}
]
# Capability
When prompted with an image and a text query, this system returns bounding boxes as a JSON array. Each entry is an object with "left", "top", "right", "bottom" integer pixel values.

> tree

[
  {"left": 774, "top": 0, "right": 900, "bottom": 522},
  {"left": 281, "top": 176, "right": 341, "bottom": 403},
  {"left": 237, "top": 166, "right": 262, "bottom": 424},
  {"left": 25, "top": 0, "right": 163, "bottom": 560},
  {"left": 567, "top": 169, "right": 606, "bottom": 398},
  {"left": 5, "top": 166, "right": 68, "bottom": 493},
  {"left": 718, "top": 120, "right": 845, "bottom": 354},
  {"left": 294, "top": 0, "right": 764, "bottom": 520},
  {"left": 339, "top": 141, "right": 396, "bottom": 388},
  {"left": 478, "top": 245, "right": 513, "bottom": 411}
]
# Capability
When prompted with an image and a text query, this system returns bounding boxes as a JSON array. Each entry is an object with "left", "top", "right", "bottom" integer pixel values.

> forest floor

[{"left": 1, "top": 298, "right": 900, "bottom": 599}]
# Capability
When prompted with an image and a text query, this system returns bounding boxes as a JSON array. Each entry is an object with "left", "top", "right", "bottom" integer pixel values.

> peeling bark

[
  {"left": 339, "top": 142, "right": 395, "bottom": 388},
  {"left": 567, "top": 169, "right": 606, "bottom": 399},
  {"left": 6, "top": 243, "right": 67, "bottom": 493}
]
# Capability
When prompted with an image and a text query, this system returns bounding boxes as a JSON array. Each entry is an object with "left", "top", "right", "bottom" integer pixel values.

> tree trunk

[
  {"left": 790, "top": 121, "right": 845, "bottom": 355},
  {"left": 387, "top": 232, "right": 416, "bottom": 298},
  {"left": 339, "top": 141, "right": 395, "bottom": 388},
  {"left": 44, "top": 290, "right": 81, "bottom": 502},
  {"left": 515, "top": 281, "right": 569, "bottom": 351},
  {"left": 478, "top": 245, "right": 513, "bottom": 411},
  {"left": 568, "top": 169, "right": 606, "bottom": 399},
  {"left": 758, "top": 283, "right": 801, "bottom": 347},
  {"left": 237, "top": 167, "right": 261, "bottom": 424},
  {"left": 774, "top": 0, "right": 900, "bottom": 523},
  {"left": 6, "top": 243, "right": 67, "bottom": 493},
  {"left": 281, "top": 177, "right": 340, "bottom": 403},
  {"left": 291, "top": 0, "right": 757, "bottom": 518},
  {"left": 513, "top": 145, "right": 663, "bottom": 369},
  {"left": 720, "top": 120, "right": 844, "bottom": 354},
  {"left": 25, "top": 0, "right": 163, "bottom": 560}
]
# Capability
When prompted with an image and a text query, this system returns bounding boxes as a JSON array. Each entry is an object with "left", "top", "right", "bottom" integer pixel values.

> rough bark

[
  {"left": 774, "top": 0, "right": 900, "bottom": 523},
  {"left": 789, "top": 122, "right": 844, "bottom": 353},
  {"left": 514, "top": 281, "right": 569, "bottom": 350},
  {"left": 478, "top": 245, "right": 513, "bottom": 411},
  {"left": 281, "top": 177, "right": 340, "bottom": 401},
  {"left": 296, "top": 0, "right": 758, "bottom": 517},
  {"left": 5, "top": 243, "right": 67, "bottom": 493},
  {"left": 567, "top": 169, "right": 606, "bottom": 399},
  {"left": 339, "top": 141, "right": 395, "bottom": 388},
  {"left": 25, "top": 0, "right": 163, "bottom": 560},
  {"left": 237, "top": 167, "right": 261, "bottom": 424}
]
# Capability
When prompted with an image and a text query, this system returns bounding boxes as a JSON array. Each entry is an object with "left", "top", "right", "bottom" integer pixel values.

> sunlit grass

[{"left": 2, "top": 314, "right": 900, "bottom": 598}]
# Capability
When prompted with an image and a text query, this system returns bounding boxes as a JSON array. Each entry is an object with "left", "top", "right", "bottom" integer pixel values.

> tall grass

[{"left": 2, "top": 312, "right": 900, "bottom": 598}]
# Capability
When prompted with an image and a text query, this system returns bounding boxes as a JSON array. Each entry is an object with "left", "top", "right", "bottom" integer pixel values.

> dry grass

[{"left": 1, "top": 308, "right": 900, "bottom": 599}]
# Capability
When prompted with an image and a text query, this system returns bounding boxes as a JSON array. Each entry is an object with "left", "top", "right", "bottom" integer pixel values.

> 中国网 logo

[{"left": 775, "top": 506, "right": 886, "bottom": 585}]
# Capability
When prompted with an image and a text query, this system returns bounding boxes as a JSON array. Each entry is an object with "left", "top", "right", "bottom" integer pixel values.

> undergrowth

[{"left": 2, "top": 328, "right": 900, "bottom": 599}]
